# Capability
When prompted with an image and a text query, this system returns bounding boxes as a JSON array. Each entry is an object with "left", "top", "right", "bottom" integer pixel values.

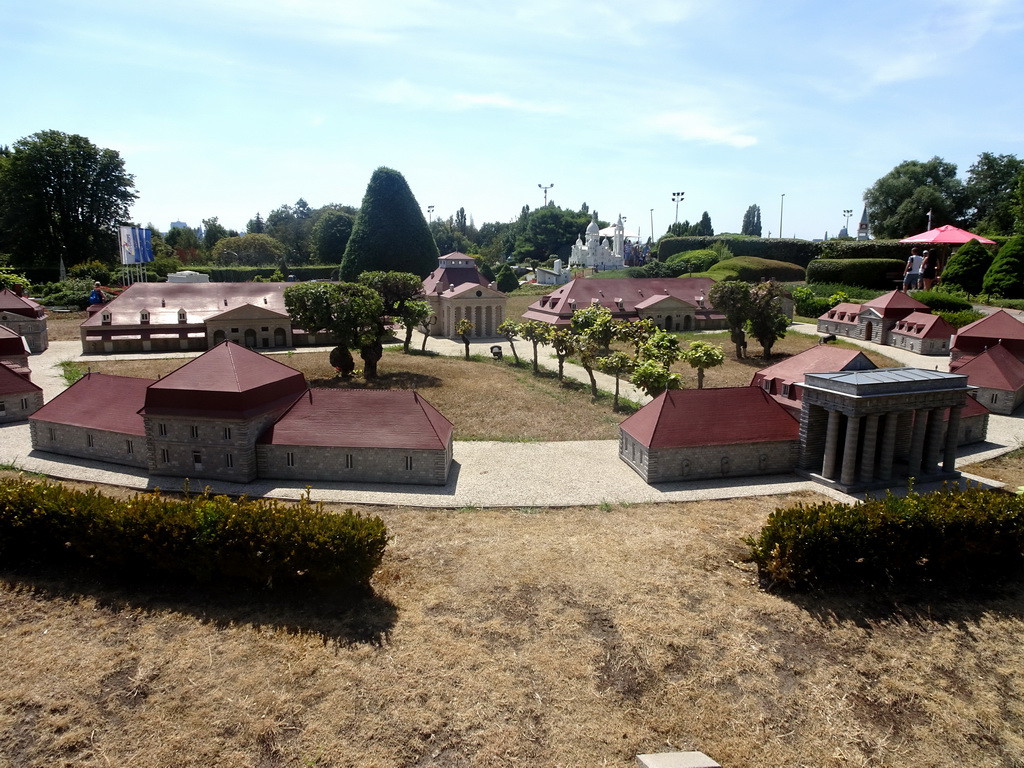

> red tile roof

[
  {"left": 0, "top": 289, "right": 45, "bottom": 318},
  {"left": 890, "top": 311, "right": 955, "bottom": 339},
  {"left": 0, "top": 361, "right": 40, "bottom": 396},
  {"left": 259, "top": 389, "right": 454, "bottom": 449},
  {"left": 0, "top": 325, "right": 29, "bottom": 357},
  {"left": 423, "top": 253, "right": 490, "bottom": 296},
  {"left": 819, "top": 302, "right": 862, "bottom": 324},
  {"left": 30, "top": 373, "right": 149, "bottom": 435},
  {"left": 751, "top": 346, "right": 875, "bottom": 390},
  {"left": 955, "top": 309, "right": 1024, "bottom": 341},
  {"left": 620, "top": 387, "right": 799, "bottom": 448},
  {"left": 952, "top": 344, "right": 1024, "bottom": 392},
  {"left": 862, "top": 290, "right": 929, "bottom": 316},
  {"left": 141, "top": 341, "right": 307, "bottom": 418}
]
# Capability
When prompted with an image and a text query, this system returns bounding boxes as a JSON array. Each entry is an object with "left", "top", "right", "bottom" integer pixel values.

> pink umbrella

[{"left": 900, "top": 225, "right": 995, "bottom": 245}]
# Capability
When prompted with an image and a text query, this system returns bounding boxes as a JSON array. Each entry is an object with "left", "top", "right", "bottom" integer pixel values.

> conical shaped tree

[
  {"left": 940, "top": 238, "right": 992, "bottom": 295},
  {"left": 340, "top": 167, "right": 439, "bottom": 280},
  {"left": 982, "top": 235, "right": 1024, "bottom": 299}
]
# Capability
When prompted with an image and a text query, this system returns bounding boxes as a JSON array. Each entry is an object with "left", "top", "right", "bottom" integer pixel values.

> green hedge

[
  {"left": 707, "top": 257, "right": 805, "bottom": 282},
  {"left": 199, "top": 265, "right": 339, "bottom": 282},
  {"left": 657, "top": 236, "right": 821, "bottom": 267},
  {"left": 911, "top": 290, "right": 973, "bottom": 312},
  {"left": 806, "top": 258, "right": 906, "bottom": 289},
  {"left": 745, "top": 487, "right": 1024, "bottom": 590},
  {"left": 0, "top": 477, "right": 388, "bottom": 592},
  {"left": 817, "top": 239, "right": 909, "bottom": 260}
]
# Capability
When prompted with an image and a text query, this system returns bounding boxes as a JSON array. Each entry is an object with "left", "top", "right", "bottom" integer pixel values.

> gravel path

[{"left": 2, "top": 326, "right": 1020, "bottom": 508}]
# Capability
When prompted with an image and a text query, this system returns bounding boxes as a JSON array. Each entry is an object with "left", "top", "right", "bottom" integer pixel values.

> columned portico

[{"left": 799, "top": 368, "right": 971, "bottom": 493}]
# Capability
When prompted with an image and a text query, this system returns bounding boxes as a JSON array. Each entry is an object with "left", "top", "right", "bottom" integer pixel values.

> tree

[
  {"left": 341, "top": 167, "right": 438, "bottom": 280},
  {"left": 400, "top": 299, "right": 432, "bottom": 354},
  {"left": 165, "top": 225, "right": 202, "bottom": 263},
  {"left": 358, "top": 270, "right": 424, "bottom": 356},
  {"left": 694, "top": 211, "right": 714, "bottom": 237},
  {"left": 746, "top": 280, "right": 789, "bottom": 357},
  {"left": 965, "top": 152, "right": 1024, "bottom": 236},
  {"left": 631, "top": 359, "right": 681, "bottom": 397},
  {"left": 201, "top": 216, "right": 229, "bottom": 252},
  {"left": 863, "top": 157, "right": 967, "bottom": 239},
  {"left": 246, "top": 212, "right": 266, "bottom": 234},
  {"left": 680, "top": 340, "right": 725, "bottom": 389},
  {"left": 0, "top": 130, "right": 136, "bottom": 270},
  {"left": 311, "top": 209, "right": 354, "bottom": 264},
  {"left": 569, "top": 306, "right": 615, "bottom": 399},
  {"left": 518, "top": 320, "right": 551, "bottom": 374},
  {"left": 211, "top": 234, "right": 286, "bottom": 265},
  {"left": 496, "top": 320, "right": 521, "bottom": 364},
  {"left": 266, "top": 200, "right": 316, "bottom": 264},
  {"left": 708, "top": 281, "right": 752, "bottom": 359},
  {"left": 548, "top": 328, "right": 574, "bottom": 383},
  {"left": 283, "top": 282, "right": 383, "bottom": 378},
  {"left": 941, "top": 238, "right": 993, "bottom": 295},
  {"left": 456, "top": 318, "right": 473, "bottom": 360},
  {"left": 513, "top": 205, "right": 590, "bottom": 262},
  {"left": 597, "top": 351, "right": 633, "bottom": 411},
  {"left": 741, "top": 204, "right": 762, "bottom": 237},
  {"left": 495, "top": 264, "right": 519, "bottom": 293},
  {"left": 982, "top": 235, "right": 1024, "bottom": 299},
  {"left": 616, "top": 317, "right": 657, "bottom": 359},
  {"left": 429, "top": 217, "right": 472, "bottom": 255}
]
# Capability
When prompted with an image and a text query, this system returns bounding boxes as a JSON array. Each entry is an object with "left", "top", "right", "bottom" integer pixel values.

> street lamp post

[
  {"left": 779, "top": 194, "right": 785, "bottom": 239},
  {"left": 427, "top": 205, "right": 434, "bottom": 223},
  {"left": 843, "top": 208, "right": 853, "bottom": 232},
  {"left": 650, "top": 209, "right": 654, "bottom": 242},
  {"left": 672, "top": 191, "right": 685, "bottom": 224},
  {"left": 538, "top": 183, "right": 554, "bottom": 206}
]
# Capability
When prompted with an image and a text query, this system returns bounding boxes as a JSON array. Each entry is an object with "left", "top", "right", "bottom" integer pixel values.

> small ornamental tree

[
  {"left": 400, "top": 299, "right": 432, "bottom": 354},
  {"left": 495, "top": 264, "right": 520, "bottom": 293},
  {"left": 616, "top": 317, "right": 657, "bottom": 359},
  {"left": 746, "top": 280, "right": 789, "bottom": 357},
  {"left": 941, "top": 238, "right": 992, "bottom": 295},
  {"left": 518, "top": 320, "right": 552, "bottom": 374},
  {"left": 598, "top": 351, "right": 633, "bottom": 411},
  {"left": 631, "top": 359, "right": 681, "bottom": 397},
  {"left": 496, "top": 319, "right": 521, "bottom": 364},
  {"left": 548, "top": 328, "right": 574, "bottom": 383},
  {"left": 680, "top": 340, "right": 725, "bottom": 389},
  {"left": 708, "top": 280, "right": 752, "bottom": 359},
  {"left": 341, "top": 167, "right": 439, "bottom": 280},
  {"left": 456, "top": 318, "right": 473, "bottom": 360},
  {"left": 983, "top": 235, "right": 1024, "bottom": 299},
  {"left": 358, "top": 270, "right": 424, "bottom": 354}
]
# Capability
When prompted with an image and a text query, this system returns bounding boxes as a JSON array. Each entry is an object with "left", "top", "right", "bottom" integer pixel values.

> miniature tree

[
  {"left": 495, "top": 264, "right": 520, "bottom": 293},
  {"left": 358, "top": 270, "right": 425, "bottom": 354},
  {"left": 708, "top": 280, "right": 752, "bottom": 359},
  {"left": 496, "top": 319, "right": 521, "bottom": 364},
  {"left": 680, "top": 340, "right": 725, "bottom": 389},
  {"left": 518, "top": 320, "right": 551, "bottom": 374},
  {"left": 456, "top": 318, "right": 474, "bottom": 360},
  {"left": 598, "top": 351, "right": 633, "bottom": 411},
  {"left": 941, "top": 238, "right": 992, "bottom": 295},
  {"left": 548, "top": 327, "right": 574, "bottom": 383},
  {"left": 401, "top": 299, "right": 432, "bottom": 354},
  {"left": 746, "top": 280, "right": 789, "bottom": 357},
  {"left": 631, "top": 359, "right": 681, "bottom": 397}
]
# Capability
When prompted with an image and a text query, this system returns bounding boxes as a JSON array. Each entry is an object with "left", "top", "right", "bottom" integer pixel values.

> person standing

[
  {"left": 903, "top": 247, "right": 923, "bottom": 291},
  {"left": 920, "top": 249, "right": 938, "bottom": 290}
]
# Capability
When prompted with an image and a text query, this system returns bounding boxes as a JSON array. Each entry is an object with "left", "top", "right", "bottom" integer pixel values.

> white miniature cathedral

[{"left": 568, "top": 212, "right": 625, "bottom": 271}]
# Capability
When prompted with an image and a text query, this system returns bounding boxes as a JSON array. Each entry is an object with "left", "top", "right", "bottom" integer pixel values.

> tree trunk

[
  {"left": 403, "top": 324, "right": 414, "bottom": 353},
  {"left": 462, "top": 336, "right": 470, "bottom": 360},
  {"left": 697, "top": 368, "right": 705, "bottom": 389},
  {"left": 613, "top": 376, "right": 620, "bottom": 411},
  {"left": 360, "top": 341, "right": 383, "bottom": 379},
  {"left": 531, "top": 342, "right": 539, "bottom": 374},
  {"left": 584, "top": 364, "right": 598, "bottom": 399},
  {"left": 508, "top": 340, "right": 520, "bottom": 364}
]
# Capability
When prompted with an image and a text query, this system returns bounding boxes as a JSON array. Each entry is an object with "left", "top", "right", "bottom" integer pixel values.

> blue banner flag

[{"left": 120, "top": 226, "right": 155, "bottom": 264}]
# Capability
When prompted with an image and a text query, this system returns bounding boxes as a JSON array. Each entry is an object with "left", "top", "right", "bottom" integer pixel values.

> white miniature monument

[{"left": 569, "top": 212, "right": 625, "bottom": 271}]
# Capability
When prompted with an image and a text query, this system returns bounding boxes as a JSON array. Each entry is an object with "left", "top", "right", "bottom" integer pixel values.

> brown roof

[
  {"left": 819, "top": 302, "right": 863, "bottom": 325},
  {"left": 141, "top": 341, "right": 307, "bottom": 418},
  {"left": 620, "top": 387, "right": 799, "bottom": 449},
  {"left": 259, "top": 389, "right": 454, "bottom": 450},
  {"left": 890, "top": 311, "right": 956, "bottom": 339},
  {"left": 80, "top": 282, "right": 297, "bottom": 328},
  {"left": 751, "top": 346, "right": 876, "bottom": 391},
  {"left": 30, "top": 373, "right": 149, "bottom": 435},
  {"left": 523, "top": 277, "right": 721, "bottom": 325},
  {"left": 0, "top": 324, "right": 29, "bottom": 356},
  {"left": 955, "top": 309, "right": 1024, "bottom": 341},
  {"left": 951, "top": 344, "right": 1024, "bottom": 392},
  {"left": 0, "top": 361, "right": 40, "bottom": 396},
  {"left": 862, "top": 290, "right": 929, "bottom": 316},
  {"left": 0, "top": 289, "right": 45, "bottom": 318}
]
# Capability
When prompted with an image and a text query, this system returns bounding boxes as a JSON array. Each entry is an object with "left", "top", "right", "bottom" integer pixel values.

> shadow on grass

[
  {"left": 308, "top": 371, "right": 443, "bottom": 390},
  {"left": 0, "top": 567, "right": 399, "bottom": 647}
]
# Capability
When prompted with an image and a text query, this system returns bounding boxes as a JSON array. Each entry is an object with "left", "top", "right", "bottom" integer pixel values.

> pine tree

[
  {"left": 941, "top": 238, "right": 992, "bottom": 295},
  {"left": 982, "top": 235, "right": 1024, "bottom": 299},
  {"left": 340, "top": 167, "right": 439, "bottom": 280},
  {"left": 741, "top": 204, "right": 762, "bottom": 236}
]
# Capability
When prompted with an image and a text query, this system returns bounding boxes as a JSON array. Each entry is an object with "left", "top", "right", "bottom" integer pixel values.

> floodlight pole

[
  {"left": 427, "top": 205, "right": 434, "bottom": 223},
  {"left": 538, "top": 183, "right": 554, "bottom": 206},
  {"left": 650, "top": 209, "right": 654, "bottom": 242},
  {"left": 672, "top": 191, "right": 685, "bottom": 224},
  {"left": 843, "top": 208, "right": 853, "bottom": 231},
  {"left": 779, "top": 194, "right": 786, "bottom": 239}
]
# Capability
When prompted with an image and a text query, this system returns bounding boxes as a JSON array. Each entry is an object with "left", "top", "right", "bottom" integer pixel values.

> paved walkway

[{"left": 2, "top": 325, "right": 1020, "bottom": 508}]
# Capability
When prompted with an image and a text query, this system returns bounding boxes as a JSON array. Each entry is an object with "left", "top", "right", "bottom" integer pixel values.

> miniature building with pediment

[
  {"left": 422, "top": 252, "right": 507, "bottom": 338},
  {"left": 0, "top": 288, "right": 48, "bottom": 353}
]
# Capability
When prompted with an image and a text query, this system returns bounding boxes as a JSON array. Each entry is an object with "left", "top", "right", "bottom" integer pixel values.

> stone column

[
  {"left": 906, "top": 408, "right": 929, "bottom": 477},
  {"left": 878, "top": 412, "right": 898, "bottom": 482},
  {"left": 943, "top": 405, "right": 963, "bottom": 472},
  {"left": 821, "top": 409, "right": 842, "bottom": 480},
  {"left": 922, "top": 408, "right": 943, "bottom": 474},
  {"left": 859, "top": 413, "right": 880, "bottom": 484},
  {"left": 840, "top": 413, "right": 862, "bottom": 487}
]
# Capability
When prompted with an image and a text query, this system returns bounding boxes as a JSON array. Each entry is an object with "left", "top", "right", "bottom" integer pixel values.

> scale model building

[
  {"left": 30, "top": 341, "right": 455, "bottom": 486},
  {"left": 0, "top": 288, "right": 48, "bottom": 353}
]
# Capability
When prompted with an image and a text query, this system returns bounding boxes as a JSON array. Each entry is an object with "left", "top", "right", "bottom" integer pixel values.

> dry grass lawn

[{"left": 3, "top": 487, "right": 1024, "bottom": 767}]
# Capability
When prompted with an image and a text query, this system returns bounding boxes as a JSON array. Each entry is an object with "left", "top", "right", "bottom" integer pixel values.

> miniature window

[
  {"left": 0, "top": 402, "right": 5, "bottom": 416},
  {"left": 160, "top": 448, "right": 170, "bottom": 463},
  {"left": 345, "top": 454, "right": 354, "bottom": 469},
  {"left": 224, "top": 453, "right": 234, "bottom": 468},
  {"left": 158, "top": 423, "right": 167, "bottom": 437},
  {"left": 223, "top": 427, "right": 232, "bottom": 440},
  {"left": 782, "top": 383, "right": 791, "bottom": 397},
  {"left": 126, "top": 439, "right": 133, "bottom": 454},
  {"left": 286, "top": 452, "right": 295, "bottom": 467},
  {"left": 762, "top": 379, "right": 771, "bottom": 393},
  {"left": 101, "top": 312, "right": 111, "bottom": 324},
  {"left": 20, "top": 397, "right": 28, "bottom": 409},
  {"left": 261, "top": 326, "right": 269, "bottom": 332},
  {"left": 49, "top": 427, "right": 56, "bottom": 441},
  {"left": 86, "top": 433, "right": 94, "bottom": 448},
  {"left": 231, "top": 327, "right": 239, "bottom": 334},
  {"left": 190, "top": 425, "right": 200, "bottom": 439},
  {"left": 404, "top": 456, "right": 413, "bottom": 471},
  {"left": 991, "top": 393, "right": 998, "bottom": 404},
  {"left": 178, "top": 311, "right": 187, "bottom": 323},
  {"left": 140, "top": 311, "right": 150, "bottom": 324},
  {"left": 192, "top": 450, "right": 203, "bottom": 469}
]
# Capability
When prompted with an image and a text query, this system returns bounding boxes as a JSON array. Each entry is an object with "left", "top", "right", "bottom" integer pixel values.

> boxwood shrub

[
  {"left": 745, "top": 487, "right": 1024, "bottom": 590},
  {"left": 707, "top": 257, "right": 805, "bottom": 282},
  {"left": 0, "top": 477, "right": 388, "bottom": 593},
  {"left": 806, "top": 258, "right": 906, "bottom": 289}
]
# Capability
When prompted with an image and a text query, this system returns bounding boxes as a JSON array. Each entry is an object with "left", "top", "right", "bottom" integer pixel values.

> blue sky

[{"left": 4, "top": 0, "right": 1022, "bottom": 243}]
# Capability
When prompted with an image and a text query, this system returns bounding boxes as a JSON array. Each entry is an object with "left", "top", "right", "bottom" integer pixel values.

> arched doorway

[
  {"left": 863, "top": 321, "right": 874, "bottom": 343},
  {"left": 244, "top": 329, "right": 257, "bottom": 348},
  {"left": 213, "top": 330, "right": 226, "bottom": 345},
  {"left": 664, "top": 315, "right": 673, "bottom": 331},
  {"left": 683, "top": 315, "right": 693, "bottom": 331},
  {"left": 274, "top": 327, "right": 286, "bottom": 347}
]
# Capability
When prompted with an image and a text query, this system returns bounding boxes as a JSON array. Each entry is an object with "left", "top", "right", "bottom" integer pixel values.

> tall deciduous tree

[
  {"left": 341, "top": 167, "right": 438, "bottom": 280},
  {"left": 965, "top": 152, "right": 1023, "bottom": 236},
  {"left": 311, "top": 209, "right": 355, "bottom": 265},
  {"left": 0, "top": 130, "right": 136, "bottom": 270},
  {"left": 211, "top": 234, "right": 286, "bottom": 265},
  {"left": 746, "top": 280, "right": 789, "bottom": 357},
  {"left": 741, "top": 204, "right": 762, "bottom": 236},
  {"left": 202, "top": 216, "right": 229, "bottom": 252},
  {"left": 680, "top": 340, "right": 725, "bottom": 389},
  {"left": 863, "top": 156, "right": 967, "bottom": 239},
  {"left": 708, "top": 281, "right": 752, "bottom": 359}
]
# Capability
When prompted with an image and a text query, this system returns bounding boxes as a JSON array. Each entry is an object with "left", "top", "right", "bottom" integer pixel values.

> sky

[{"left": 3, "top": 0, "right": 1023, "bottom": 244}]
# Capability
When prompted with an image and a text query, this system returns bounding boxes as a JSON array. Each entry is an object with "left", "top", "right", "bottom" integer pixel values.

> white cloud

[
  {"left": 645, "top": 110, "right": 757, "bottom": 148},
  {"left": 369, "top": 79, "right": 565, "bottom": 115}
]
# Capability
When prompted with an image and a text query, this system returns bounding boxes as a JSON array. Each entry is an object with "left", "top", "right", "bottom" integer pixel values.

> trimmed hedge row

[
  {"left": 0, "top": 477, "right": 388, "bottom": 592},
  {"left": 707, "top": 257, "right": 805, "bottom": 282},
  {"left": 817, "top": 240, "right": 909, "bottom": 260},
  {"left": 658, "top": 237, "right": 820, "bottom": 267},
  {"left": 806, "top": 258, "right": 906, "bottom": 289},
  {"left": 192, "top": 265, "right": 340, "bottom": 282},
  {"left": 745, "top": 487, "right": 1024, "bottom": 590}
]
